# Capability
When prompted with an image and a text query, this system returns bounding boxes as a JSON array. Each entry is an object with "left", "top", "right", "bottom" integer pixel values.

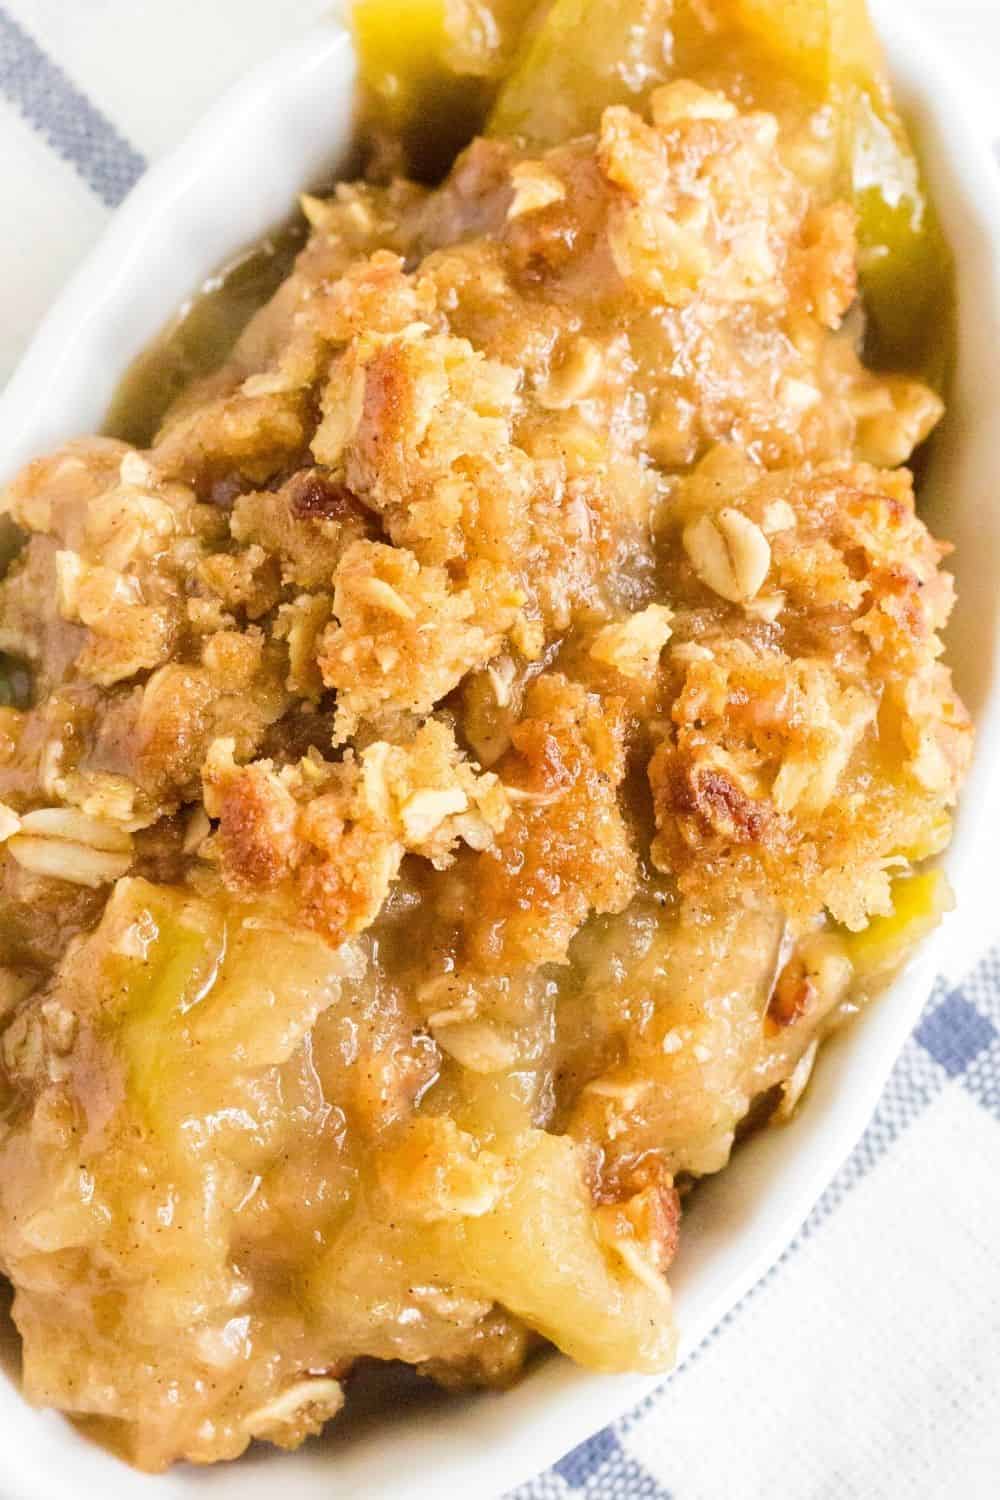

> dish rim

[{"left": 0, "top": 2, "right": 998, "bottom": 1496}]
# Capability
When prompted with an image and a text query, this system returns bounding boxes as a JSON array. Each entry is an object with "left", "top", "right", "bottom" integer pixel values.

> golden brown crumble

[{"left": 0, "top": 72, "right": 970, "bottom": 1470}]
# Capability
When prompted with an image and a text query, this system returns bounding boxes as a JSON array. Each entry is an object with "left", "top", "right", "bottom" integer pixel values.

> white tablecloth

[{"left": 1, "top": 3, "right": 998, "bottom": 1496}]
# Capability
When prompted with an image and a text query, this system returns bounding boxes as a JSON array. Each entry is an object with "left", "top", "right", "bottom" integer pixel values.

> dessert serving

[{"left": 0, "top": 0, "right": 972, "bottom": 1472}]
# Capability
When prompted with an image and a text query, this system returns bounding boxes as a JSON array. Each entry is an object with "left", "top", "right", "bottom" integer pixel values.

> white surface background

[{"left": 0, "top": 4, "right": 998, "bottom": 1499}]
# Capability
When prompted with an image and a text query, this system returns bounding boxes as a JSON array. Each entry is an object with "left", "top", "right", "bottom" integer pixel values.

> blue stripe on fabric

[
  {"left": 553, "top": 1427, "right": 621, "bottom": 1488},
  {"left": 961, "top": 1036, "right": 1000, "bottom": 1121},
  {"left": 914, "top": 989, "right": 997, "bottom": 1078},
  {"left": 593, "top": 1455, "right": 673, "bottom": 1498},
  {"left": 550, "top": 1428, "right": 673, "bottom": 1498},
  {"left": 0, "top": 5, "right": 145, "bottom": 207}
]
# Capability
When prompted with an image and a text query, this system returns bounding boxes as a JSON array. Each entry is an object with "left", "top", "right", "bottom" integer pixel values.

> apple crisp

[{"left": 0, "top": 4, "right": 971, "bottom": 1472}]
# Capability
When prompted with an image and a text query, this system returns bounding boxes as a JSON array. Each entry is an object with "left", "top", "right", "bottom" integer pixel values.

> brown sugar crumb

[
  {"left": 463, "top": 676, "right": 638, "bottom": 970},
  {"left": 318, "top": 539, "right": 524, "bottom": 740},
  {"left": 649, "top": 457, "right": 971, "bottom": 929},
  {"left": 284, "top": 467, "right": 367, "bottom": 522},
  {"left": 204, "top": 718, "right": 510, "bottom": 944}
]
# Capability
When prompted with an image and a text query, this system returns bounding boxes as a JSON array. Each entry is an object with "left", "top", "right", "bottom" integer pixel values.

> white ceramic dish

[{"left": 0, "top": 5, "right": 998, "bottom": 1497}]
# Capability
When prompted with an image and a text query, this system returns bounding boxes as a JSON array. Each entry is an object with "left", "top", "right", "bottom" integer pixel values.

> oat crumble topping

[{"left": 0, "top": 32, "right": 970, "bottom": 1470}]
